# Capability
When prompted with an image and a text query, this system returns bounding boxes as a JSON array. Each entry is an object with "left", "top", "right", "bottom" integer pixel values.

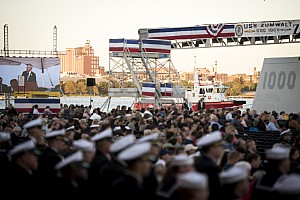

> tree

[
  {"left": 92, "top": 85, "right": 99, "bottom": 95},
  {"left": 64, "top": 81, "right": 77, "bottom": 94},
  {"left": 98, "top": 81, "right": 108, "bottom": 95},
  {"left": 77, "top": 80, "right": 87, "bottom": 95},
  {"left": 223, "top": 78, "right": 242, "bottom": 96},
  {"left": 224, "top": 77, "right": 257, "bottom": 96}
]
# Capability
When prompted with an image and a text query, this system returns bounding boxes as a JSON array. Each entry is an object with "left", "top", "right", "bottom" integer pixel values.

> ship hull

[{"left": 191, "top": 100, "right": 246, "bottom": 111}]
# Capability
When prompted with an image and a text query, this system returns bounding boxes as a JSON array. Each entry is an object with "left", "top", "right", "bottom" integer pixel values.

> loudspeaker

[{"left": 87, "top": 78, "right": 96, "bottom": 86}]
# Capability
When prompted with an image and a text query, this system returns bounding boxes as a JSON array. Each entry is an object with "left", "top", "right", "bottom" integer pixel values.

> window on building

[{"left": 199, "top": 88, "right": 205, "bottom": 94}]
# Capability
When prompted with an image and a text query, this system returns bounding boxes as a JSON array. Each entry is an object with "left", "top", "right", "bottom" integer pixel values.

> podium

[{"left": 19, "top": 82, "right": 38, "bottom": 92}]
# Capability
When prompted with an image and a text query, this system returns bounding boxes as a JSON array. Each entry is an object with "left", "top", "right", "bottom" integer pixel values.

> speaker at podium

[{"left": 87, "top": 78, "right": 96, "bottom": 86}]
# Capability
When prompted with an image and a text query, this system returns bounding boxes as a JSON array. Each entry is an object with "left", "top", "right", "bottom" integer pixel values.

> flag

[
  {"left": 14, "top": 98, "right": 60, "bottom": 114},
  {"left": 142, "top": 82, "right": 155, "bottom": 97},
  {"left": 109, "top": 39, "right": 139, "bottom": 53},
  {"left": 160, "top": 83, "right": 173, "bottom": 96},
  {"left": 141, "top": 39, "right": 171, "bottom": 54}
]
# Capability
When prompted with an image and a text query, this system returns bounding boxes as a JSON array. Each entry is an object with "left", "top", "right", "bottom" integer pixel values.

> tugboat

[{"left": 185, "top": 68, "right": 246, "bottom": 111}]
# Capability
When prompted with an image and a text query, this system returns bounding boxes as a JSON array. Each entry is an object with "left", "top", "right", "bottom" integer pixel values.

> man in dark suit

[
  {"left": 22, "top": 64, "right": 37, "bottom": 82},
  {"left": 182, "top": 98, "right": 190, "bottom": 110},
  {"left": 21, "top": 64, "right": 37, "bottom": 91},
  {"left": 0, "top": 77, "right": 10, "bottom": 93},
  {"left": 197, "top": 98, "right": 206, "bottom": 111}
]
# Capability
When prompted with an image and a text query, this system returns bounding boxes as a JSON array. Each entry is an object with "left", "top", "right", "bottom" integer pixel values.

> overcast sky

[{"left": 0, "top": 0, "right": 299, "bottom": 75}]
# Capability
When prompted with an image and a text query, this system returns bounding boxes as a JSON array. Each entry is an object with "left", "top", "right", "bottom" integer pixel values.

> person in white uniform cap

[
  {"left": 89, "top": 128, "right": 113, "bottom": 191},
  {"left": 73, "top": 139, "right": 95, "bottom": 163},
  {"left": 36, "top": 128, "right": 66, "bottom": 188},
  {"left": 54, "top": 151, "right": 90, "bottom": 198},
  {"left": 8, "top": 139, "right": 37, "bottom": 158},
  {"left": 109, "top": 134, "right": 136, "bottom": 155},
  {"left": 64, "top": 126, "right": 75, "bottom": 147},
  {"left": 124, "top": 125, "right": 133, "bottom": 135},
  {"left": 113, "top": 126, "right": 123, "bottom": 137},
  {"left": 91, "top": 127, "right": 113, "bottom": 142},
  {"left": 21, "top": 118, "right": 45, "bottom": 148},
  {"left": 90, "top": 124, "right": 100, "bottom": 136},
  {"left": 111, "top": 142, "right": 153, "bottom": 199},
  {"left": 55, "top": 150, "right": 85, "bottom": 170},
  {"left": 195, "top": 131, "right": 224, "bottom": 200},
  {"left": 249, "top": 146, "right": 291, "bottom": 200},
  {"left": 219, "top": 166, "right": 249, "bottom": 200},
  {"left": 156, "top": 154, "right": 195, "bottom": 199},
  {"left": 279, "top": 128, "right": 293, "bottom": 147},
  {"left": 4, "top": 139, "right": 40, "bottom": 197},
  {"left": 97, "top": 134, "right": 137, "bottom": 197},
  {"left": 44, "top": 129, "right": 66, "bottom": 141},
  {"left": 176, "top": 171, "right": 209, "bottom": 200}
]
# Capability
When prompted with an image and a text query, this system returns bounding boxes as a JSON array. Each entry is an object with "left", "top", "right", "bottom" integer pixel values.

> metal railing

[{"left": 0, "top": 50, "right": 66, "bottom": 57}]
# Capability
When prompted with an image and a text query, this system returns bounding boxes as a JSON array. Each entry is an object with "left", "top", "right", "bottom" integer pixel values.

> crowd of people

[{"left": 0, "top": 103, "right": 300, "bottom": 199}]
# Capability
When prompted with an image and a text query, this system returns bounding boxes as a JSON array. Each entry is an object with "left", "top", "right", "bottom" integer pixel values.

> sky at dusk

[{"left": 0, "top": 0, "right": 299, "bottom": 75}]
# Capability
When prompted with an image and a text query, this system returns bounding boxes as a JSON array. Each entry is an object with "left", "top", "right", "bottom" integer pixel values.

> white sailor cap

[
  {"left": 177, "top": 171, "right": 208, "bottom": 189},
  {"left": 0, "top": 132, "right": 11, "bottom": 142},
  {"left": 91, "top": 128, "right": 113, "bottom": 142},
  {"left": 9, "top": 140, "right": 36, "bottom": 157},
  {"left": 66, "top": 126, "right": 75, "bottom": 131},
  {"left": 73, "top": 139, "right": 95, "bottom": 152},
  {"left": 113, "top": 126, "right": 122, "bottom": 132},
  {"left": 45, "top": 129, "right": 66, "bottom": 140},
  {"left": 115, "top": 115, "right": 121, "bottom": 119},
  {"left": 118, "top": 142, "right": 151, "bottom": 161},
  {"left": 125, "top": 114, "right": 132, "bottom": 117},
  {"left": 219, "top": 166, "right": 248, "bottom": 184},
  {"left": 234, "top": 161, "right": 252, "bottom": 174},
  {"left": 265, "top": 146, "right": 290, "bottom": 160},
  {"left": 125, "top": 126, "right": 132, "bottom": 130},
  {"left": 55, "top": 151, "right": 84, "bottom": 170},
  {"left": 23, "top": 118, "right": 42, "bottom": 129},
  {"left": 90, "top": 124, "right": 100, "bottom": 129},
  {"left": 109, "top": 134, "right": 136, "bottom": 154},
  {"left": 170, "top": 154, "right": 194, "bottom": 167},
  {"left": 280, "top": 129, "right": 292, "bottom": 136},
  {"left": 138, "top": 132, "right": 160, "bottom": 143},
  {"left": 196, "top": 131, "right": 223, "bottom": 148},
  {"left": 274, "top": 173, "right": 300, "bottom": 194}
]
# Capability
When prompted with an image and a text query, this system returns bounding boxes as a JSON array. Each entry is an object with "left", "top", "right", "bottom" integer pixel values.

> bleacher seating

[{"left": 235, "top": 129, "right": 300, "bottom": 161}]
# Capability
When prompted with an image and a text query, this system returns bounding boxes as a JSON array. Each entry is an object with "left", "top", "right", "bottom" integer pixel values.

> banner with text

[{"left": 234, "top": 20, "right": 300, "bottom": 37}]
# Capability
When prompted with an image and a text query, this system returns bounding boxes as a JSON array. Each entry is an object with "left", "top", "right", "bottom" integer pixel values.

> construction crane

[
  {"left": 3, "top": 24, "right": 9, "bottom": 57},
  {"left": 53, "top": 25, "right": 58, "bottom": 55}
]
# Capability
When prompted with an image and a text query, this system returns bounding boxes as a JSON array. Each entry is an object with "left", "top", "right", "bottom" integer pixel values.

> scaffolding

[{"left": 104, "top": 39, "right": 185, "bottom": 111}]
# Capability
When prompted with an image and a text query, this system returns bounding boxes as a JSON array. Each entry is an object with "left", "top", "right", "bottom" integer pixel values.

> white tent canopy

[{"left": 0, "top": 57, "right": 60, "bottom": 69}]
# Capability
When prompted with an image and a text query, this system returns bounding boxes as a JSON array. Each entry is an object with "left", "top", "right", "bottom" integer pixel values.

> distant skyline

[{"left": 0, "top": 0, "right": 299, "bottom": 75}]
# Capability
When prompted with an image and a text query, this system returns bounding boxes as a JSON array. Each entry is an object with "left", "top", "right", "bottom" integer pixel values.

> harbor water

[{"left": 1, "top": 96, "right": 254, "bottom": 111}]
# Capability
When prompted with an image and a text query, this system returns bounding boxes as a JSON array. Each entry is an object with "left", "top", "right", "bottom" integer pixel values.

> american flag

[
  {"left": 160, "top": 83, "right": 173, "bottom": 96},
  {"left": 142, "top": 82, "right": 156, "bottom": 97}
]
